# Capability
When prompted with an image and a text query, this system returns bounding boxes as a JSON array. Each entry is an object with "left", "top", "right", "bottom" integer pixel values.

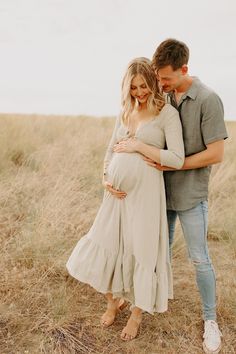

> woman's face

[{"left": 130, "top": 74, "right": 151, "bottom": 104}]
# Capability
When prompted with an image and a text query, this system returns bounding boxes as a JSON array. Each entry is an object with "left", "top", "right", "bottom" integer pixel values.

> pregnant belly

[{"left": 107, "top": 152, "right": 142, "bottom": 192}]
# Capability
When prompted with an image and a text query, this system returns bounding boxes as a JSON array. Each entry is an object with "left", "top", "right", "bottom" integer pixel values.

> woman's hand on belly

[
  {"left": 113, "top": 137, "right": 141, "bottom": 153},
  {"left": 102, "top": 178, "right": 127, "bottom": 199}
]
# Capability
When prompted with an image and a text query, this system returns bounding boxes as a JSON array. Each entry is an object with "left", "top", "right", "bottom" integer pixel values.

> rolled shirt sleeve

[{"left": 201, "top": 92, "right": 228, "bottom": 145}]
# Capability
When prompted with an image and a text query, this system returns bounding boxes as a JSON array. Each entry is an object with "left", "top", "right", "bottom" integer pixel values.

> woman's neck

[{"left": 137, "top": 102, "right": 148, "bottom": 111}]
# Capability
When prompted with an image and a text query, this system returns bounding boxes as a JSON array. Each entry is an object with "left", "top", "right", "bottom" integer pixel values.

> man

[{"left": 149, "top": 39, "right": 228, "bottom": 354}]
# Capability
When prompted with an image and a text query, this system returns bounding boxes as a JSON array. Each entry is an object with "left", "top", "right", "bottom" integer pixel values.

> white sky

[{"left": 0, "top": 0, "right": 236, "bottom": 120}]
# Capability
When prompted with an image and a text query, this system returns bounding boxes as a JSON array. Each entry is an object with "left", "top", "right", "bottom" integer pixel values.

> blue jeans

[{"left": 167, "top": 201, "right": 216, "bottom": 321}]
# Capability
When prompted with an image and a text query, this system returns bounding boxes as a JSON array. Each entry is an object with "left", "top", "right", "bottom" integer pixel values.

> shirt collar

[{"left": 184, "top": 77, "right": 200, "bottom": 99}]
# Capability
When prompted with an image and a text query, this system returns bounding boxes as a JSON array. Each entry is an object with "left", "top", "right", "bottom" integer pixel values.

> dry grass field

[{"left": 0, "top": 114, "right": 235, "bottom": 354}]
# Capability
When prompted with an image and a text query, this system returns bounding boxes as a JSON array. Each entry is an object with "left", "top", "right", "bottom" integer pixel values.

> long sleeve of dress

[
  {"left": 103, "top": 114, "right": 121, "bottom": 172},
  {"left": 160, "top": 107, "right": 185, "bottom": 169}
]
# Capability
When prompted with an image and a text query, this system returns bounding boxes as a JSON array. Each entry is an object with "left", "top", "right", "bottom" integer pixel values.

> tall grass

[
  {"left": 208, "top": 121, "right": 236, "bottom": 250},
  {"left": 0, "top": 114, "right": 235, "bottom": 353}
]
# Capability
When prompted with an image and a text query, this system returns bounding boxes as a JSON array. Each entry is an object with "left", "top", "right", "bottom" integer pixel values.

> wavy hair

[{"left": 121, "top": 57, "right": 165, "bottom": 125}]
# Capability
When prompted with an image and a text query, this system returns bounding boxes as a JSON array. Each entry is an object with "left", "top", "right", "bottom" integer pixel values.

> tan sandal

[
  {"left": 100, "top": 298, "right": 128, "bottom": 327},
  {"left": 120, "top": 313, "right": 142, "bottom": 341}
]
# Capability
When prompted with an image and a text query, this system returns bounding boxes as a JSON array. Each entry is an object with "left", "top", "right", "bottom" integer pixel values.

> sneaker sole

[{"left": 203, "top": 341, "right": 222, "bottom": 354}]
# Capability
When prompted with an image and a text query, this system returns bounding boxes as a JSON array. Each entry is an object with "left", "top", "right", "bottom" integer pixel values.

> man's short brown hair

[{"left": 152, "top": 38, "right": 189, "bottom": 71}]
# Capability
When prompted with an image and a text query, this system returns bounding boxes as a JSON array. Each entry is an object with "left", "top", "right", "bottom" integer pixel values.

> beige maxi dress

[{"left": 66, "top": 103, "right": 184, "bottom": 314}]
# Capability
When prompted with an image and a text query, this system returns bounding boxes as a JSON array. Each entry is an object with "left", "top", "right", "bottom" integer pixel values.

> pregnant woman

[{"left": 66, "top": 57, "right": 184, "bottom": 341}]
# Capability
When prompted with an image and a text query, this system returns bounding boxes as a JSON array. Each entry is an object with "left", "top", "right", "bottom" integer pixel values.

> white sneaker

[{"left": 203, "top": 320, "right": 222, "bottom": 354}]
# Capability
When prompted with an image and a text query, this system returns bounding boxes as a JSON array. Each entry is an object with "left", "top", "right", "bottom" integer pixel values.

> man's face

[{"left": 156, "top": 65, "right": 184, "bottom": 93}]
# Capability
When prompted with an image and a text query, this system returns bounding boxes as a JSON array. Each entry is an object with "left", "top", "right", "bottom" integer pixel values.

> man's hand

[{"left": 142, "top": 156, "right": 175, "bottom": 171}]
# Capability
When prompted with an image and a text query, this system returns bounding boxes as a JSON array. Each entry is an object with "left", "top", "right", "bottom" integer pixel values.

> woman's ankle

[
  {"left": 130, "top": 307, "right": 142, "bottom": 321},
  {"left": 105, "top": 295, "right": 120, "bottom": 309}
]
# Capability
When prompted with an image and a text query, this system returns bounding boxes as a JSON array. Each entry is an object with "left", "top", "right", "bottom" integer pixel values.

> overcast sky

[{"left": 0, "top": 0, "right": 236, "bottom": 120}]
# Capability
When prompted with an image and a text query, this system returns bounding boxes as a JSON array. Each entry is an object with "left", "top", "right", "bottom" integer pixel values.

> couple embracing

[{"left": 66, "top": 39, "right": 228, "bottom": 354}]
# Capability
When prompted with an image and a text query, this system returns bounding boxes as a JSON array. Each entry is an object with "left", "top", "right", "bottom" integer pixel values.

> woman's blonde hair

[{"left": 121, "top": 57, "right": 165, "bottom": 124}]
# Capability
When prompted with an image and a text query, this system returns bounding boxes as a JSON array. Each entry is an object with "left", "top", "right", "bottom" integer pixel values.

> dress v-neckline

[{"left": 125, "top": 116, "right": 157, "bottom": 137}]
